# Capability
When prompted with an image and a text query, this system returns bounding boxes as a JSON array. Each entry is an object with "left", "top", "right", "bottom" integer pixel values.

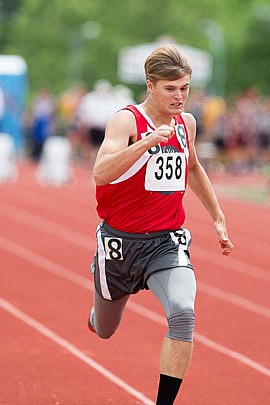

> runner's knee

[
  {"left": 92, "top": 313, "right": 118, "bottom": 339},
  {"left": 166, "top": 307, "right": 195, "bottom": 342},
  {"left": 96, "top": 327, "right": 116, "bottom": 340},
  {"left": 93, "top": 312, "right": 121, "bottom": 339}
]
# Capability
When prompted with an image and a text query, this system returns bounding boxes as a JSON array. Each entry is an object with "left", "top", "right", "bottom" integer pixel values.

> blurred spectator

[
  {"left": 76, "top": 80, "right": 134, "bottom": 165},
  {"left": 217, "top": 88, "right": 261, "bottom": 172},
  {"left": 186, "top": 89, "right": 207, "bottom": 139},
  {"left": 57, "top": 82, "right": 87, "bottom": 160},
  {"left": 76, "top": 80, "right": 114, "bottom": 164},
  {"left": 28, "top": 89, "right": 56, "bottom": 161},
  {"left": 186, "top": 87, "right": 270, "bottom": 174},
  {"left": 257, "top": 97, "right": 270, "bottom": 163},
  {"left": 202, "top": 94, "right": 226, "bottom": 141}
]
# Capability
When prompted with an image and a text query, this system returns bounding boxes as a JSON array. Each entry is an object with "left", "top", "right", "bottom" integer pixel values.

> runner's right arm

[{"left": 93, "top": 110, "right": 174, "bottom": 186}]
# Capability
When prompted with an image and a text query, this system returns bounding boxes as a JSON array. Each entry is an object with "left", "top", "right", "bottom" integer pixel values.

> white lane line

[
  {"left": 193, "top": 333, "right": 270, "bottom": 378},
  {"left": 0, "top": 202, "right": 96, "bottom": 251},
  {"left": 7, "top": 186, "right": 269, "bottom": 255},
  {"left": 187, "top": 217, "right": 270, "bottom": 255},
  {"left": 4, "top": 188, "right": 95, "bottom": 223},
  {"left": 0, "top": 297, "right": 155, "bottom": 405},
  {"left": 128, "top": 302, "right": 270, "bottom": 378},
  {"left": 0, "top": 201, "right": 269, "bottom": 282},
  {"left": 192, "top": 246, "right": 270, "bottom": 281},
  {"left": 197, "top": 281, "right": 270, "bottom": 318},
  {"left": 0, "top": 235, "right": 269, "bottom": 320},
  {"left": 0, "top": 235, "right": 92, "bottom": 290},
  {"left": 0, "top": 235, "right": 269, "bottom": 378}
]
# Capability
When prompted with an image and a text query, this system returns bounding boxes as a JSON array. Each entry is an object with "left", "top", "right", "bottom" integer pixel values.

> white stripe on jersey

[{"left": 110, "top": 153, "right": 149, "bottom": 184}]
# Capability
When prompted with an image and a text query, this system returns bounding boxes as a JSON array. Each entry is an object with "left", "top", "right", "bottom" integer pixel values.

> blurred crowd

[
  {"left": 187, "top": 87, "right": 270, "bottom": 174},
  {"left": 24, "top": 82, "right": 270, "bottom": 173},
  {"left": 24, "top": 80, "right": 134, "bottom": 166}
]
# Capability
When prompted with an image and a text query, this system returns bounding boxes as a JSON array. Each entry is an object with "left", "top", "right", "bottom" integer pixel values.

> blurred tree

[
  {"left": 0, "top": 0, "right": 23, "bottom": 49},
  {"left": 1, "top": 0, "right": 269, "bottom": 99},
  {"left": 0, "top": 0, "right": 22, "bottom": 17},
  {"left": 233, "top": 3, "right": 270, "bottom": 93}
]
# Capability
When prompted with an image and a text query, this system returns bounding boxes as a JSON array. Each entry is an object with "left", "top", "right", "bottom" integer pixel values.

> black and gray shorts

[{"left": 92, "top": 221, "right": 193, "bottom": 300}]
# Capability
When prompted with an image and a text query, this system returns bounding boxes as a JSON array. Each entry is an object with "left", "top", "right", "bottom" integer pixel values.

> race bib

[{"left": 145, "top": 152, "right": 186, "bottom": 191}]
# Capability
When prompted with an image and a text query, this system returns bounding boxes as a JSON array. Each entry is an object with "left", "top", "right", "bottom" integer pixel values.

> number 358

[{"left": 154, "top": 155, "right": 183, "bottom": 180}]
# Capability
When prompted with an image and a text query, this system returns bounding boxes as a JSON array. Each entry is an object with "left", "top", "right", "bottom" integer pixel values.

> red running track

[{"left": 0, "top": 162, "right": 269, "bottom": 404}]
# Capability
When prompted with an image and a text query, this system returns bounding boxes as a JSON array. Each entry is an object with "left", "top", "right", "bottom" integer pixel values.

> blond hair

[{"left": 144, "top": 45, "right": 192, "bottom": 84}]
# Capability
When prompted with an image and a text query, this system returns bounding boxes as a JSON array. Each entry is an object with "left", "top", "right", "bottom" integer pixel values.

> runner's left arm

[{"left": 183, "top": 112, "right": 234, "bottom": 256}]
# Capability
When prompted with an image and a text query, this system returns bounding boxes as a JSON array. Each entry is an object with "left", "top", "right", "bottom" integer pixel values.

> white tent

[
  {"left": 118, "top": 40, "right": 212, "bottom": 88},
  {"left": 0, "top": 55, "right": 27, "bottom": 76}
]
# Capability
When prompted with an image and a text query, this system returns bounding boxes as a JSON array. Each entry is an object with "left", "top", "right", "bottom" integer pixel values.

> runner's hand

[
  {"left": 146, "top": 125, "right": 175, "bottom": 147},
  {"left": 214, "top": 219, "right": 234, "bottom": 256}
]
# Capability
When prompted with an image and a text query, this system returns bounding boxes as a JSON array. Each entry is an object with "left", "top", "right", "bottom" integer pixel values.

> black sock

[{"left": 156, "top": 374, "right": 182, "bottom": 405}]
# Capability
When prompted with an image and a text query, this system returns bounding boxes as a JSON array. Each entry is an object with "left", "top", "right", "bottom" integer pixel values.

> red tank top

[{"left": 96, "top": 105, "right": 190, "bottom": 233}]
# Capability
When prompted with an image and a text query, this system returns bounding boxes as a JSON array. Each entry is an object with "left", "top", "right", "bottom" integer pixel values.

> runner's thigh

[{"left": 147, "top": 267, "right": 196, "bottom": 317}]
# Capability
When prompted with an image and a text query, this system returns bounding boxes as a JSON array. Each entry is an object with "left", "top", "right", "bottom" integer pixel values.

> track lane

[
  {"left": 1, "top": 230, "right": 268, "bottom": 378},
  {"left": 1, "top": 250, "right": 269, "bottom": 405},
  {"left": 0, "top": 249, "right": 157, "bottom": 404},
  {"left": 0, "top": 301, "right": 154, "bottom": 405},
  {"left": 1, "top": 196, "right": 269, "bottom": 309},
  {"left": 1, "top": 164, "right": 269, "bottom": 404}
]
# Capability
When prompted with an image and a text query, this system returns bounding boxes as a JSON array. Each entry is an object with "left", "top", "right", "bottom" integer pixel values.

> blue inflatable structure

[{"left": 0, "top": 55, "right": 28, "bottom": 153}]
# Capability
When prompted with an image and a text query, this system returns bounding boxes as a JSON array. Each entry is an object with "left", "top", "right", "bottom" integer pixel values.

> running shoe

[{"left": 87, "top": 308, "right": 96, "bottom": 333}]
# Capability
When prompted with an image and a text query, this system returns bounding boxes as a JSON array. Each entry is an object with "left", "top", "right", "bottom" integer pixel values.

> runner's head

[{"left": 144, "top": 45, "right": 192, "bottom": 85}]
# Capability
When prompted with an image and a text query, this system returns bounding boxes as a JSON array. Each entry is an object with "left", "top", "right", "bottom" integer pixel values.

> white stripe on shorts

[
  {"left": 96, "top": 225, "right": 112, "bottom": 300},
  {"left": 177, "top": 247, "right": 189, "bottom": 267}
]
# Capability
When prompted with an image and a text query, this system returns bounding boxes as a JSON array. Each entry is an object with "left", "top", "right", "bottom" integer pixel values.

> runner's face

[{"left": 147, "top": 75, "right": 190, "bottom": 115}]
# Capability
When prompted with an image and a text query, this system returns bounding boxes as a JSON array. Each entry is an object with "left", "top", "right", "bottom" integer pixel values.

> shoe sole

[{"left": 88, "top": 315, "right": 96, "bottom": 333}]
